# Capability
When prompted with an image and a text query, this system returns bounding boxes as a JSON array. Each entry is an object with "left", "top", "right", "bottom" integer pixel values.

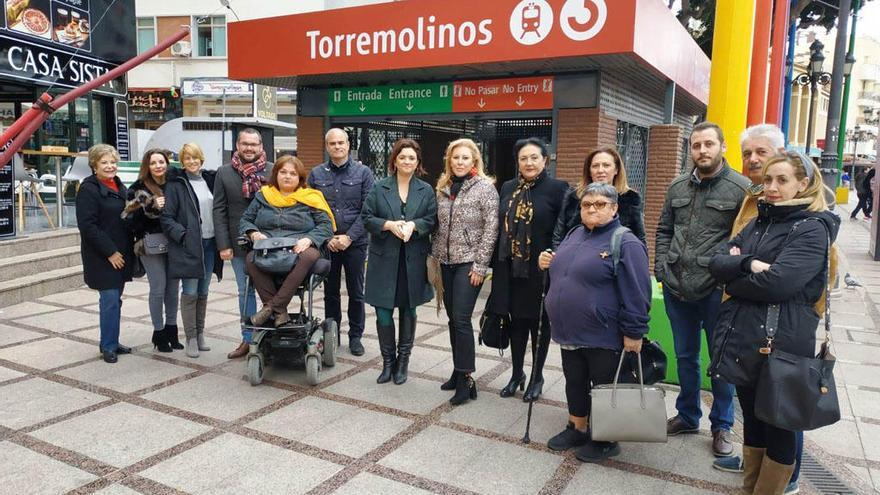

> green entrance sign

[{"left": 328, "top": 82, "right": 452, "bottom": 116}]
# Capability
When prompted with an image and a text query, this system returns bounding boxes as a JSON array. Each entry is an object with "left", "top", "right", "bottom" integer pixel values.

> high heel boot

[
  {"left": 151, "top": 330, "right": 172, "bottom": 353},
  {"left": 195, "top": 295, "right": 211, "bottom": 351},
  {"left": 166, "top": 324, "right": 184, "bottom": 350},
  {"left": 500, "top": 372, "right": 526, "bottom": 398},
  {"left": 180, "top": 294, "right": 199, "bottom": 358},
  {"left": 393, "top": 312, "right": 416, "bottom": 385},
  {"left": 450, "top": 373, "right": 476, "bottom": 405},
  {"left": 376, "top": 322, "right": 396, "bottom": 384},
  {"left": 523, "top": 332, "right": 551, "bottom": 402}
]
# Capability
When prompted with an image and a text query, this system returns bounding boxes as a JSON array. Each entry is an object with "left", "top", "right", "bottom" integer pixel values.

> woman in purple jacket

[{"left": 538, "top": 182, "right": 651, "bottom": 463}]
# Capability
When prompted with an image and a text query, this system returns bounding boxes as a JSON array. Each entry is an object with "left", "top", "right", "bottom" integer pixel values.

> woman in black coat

[
  {"left": 708, "top": 153, "right": 840, "bottom": 494},
  {"left": 75, "top": 144, "right": 135, "bottom": 364},
  {"left": 552, "top": 146, "right": 646, "bottom": 248},
  {"left": 161, "top": 143, "right": 222, "bottom": 358},
  {"left": 489, "top": 137, "right": 569, "bottom": 402},
  {"left": 362, "top": 138, "right": 438, "bottom": 386}
]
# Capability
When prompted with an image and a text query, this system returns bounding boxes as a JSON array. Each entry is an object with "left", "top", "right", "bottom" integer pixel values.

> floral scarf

[{"left": 500, "top": 170, "right": 544, "bottom": 278}]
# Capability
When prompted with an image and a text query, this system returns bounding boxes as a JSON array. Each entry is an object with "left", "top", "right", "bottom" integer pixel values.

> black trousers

[
  {"left": 441, "top": 263, "right": 481, "bottom": 373},
  {"left": 324, "top": 243, "right": 366, "bottom": 339},
  {"left": 561, "top": 347, "right": 620, "bottom": 417},
  {"left": 852, "top": 193, "right": 873, "bottom": 218},
  {"left": 737, "top": 385, "right": 797, "bottom": 465},
  {"left": 509, "top": 315, "right": 551, "bottom": 379}
]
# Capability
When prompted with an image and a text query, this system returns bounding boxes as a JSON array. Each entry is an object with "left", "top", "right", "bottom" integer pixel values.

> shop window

[
  {"left": 195, "top": 15, "right": 226, "bottom": 57},
  {"left": 137, "top": 17, "right": 156, "bottom": 55}
]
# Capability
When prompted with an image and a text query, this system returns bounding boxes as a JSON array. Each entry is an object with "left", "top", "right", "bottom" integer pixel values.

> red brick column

[
  {"left": 295, "top": 116, "right": 326, "bottom": 171},
  {"left": 644, "top": 124, "right": 684, "bottom": 270},
  {"left": 555, "top": 108, "right": 617, "bottom": 186}
]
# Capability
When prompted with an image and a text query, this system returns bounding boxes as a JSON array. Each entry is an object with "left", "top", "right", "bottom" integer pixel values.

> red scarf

[
  {"left": 99, "top": 177, "right": 118, "bottom": 192},
  {"left": 231, "top": 151, "right": 267, "bottom": 199}
]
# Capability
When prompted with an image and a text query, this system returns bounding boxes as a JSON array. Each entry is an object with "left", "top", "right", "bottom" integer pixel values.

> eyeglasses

[{"left": 581, "top": 201, "right": 613, "bottom": 210}]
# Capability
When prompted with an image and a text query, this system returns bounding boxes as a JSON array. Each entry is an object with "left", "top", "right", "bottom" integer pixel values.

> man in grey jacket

[
  {"left": 654, "top": 121, "right": 750, "bottom": 458},
  {"left": 213, "top": 128, "right": 272, "bottom": 359}
]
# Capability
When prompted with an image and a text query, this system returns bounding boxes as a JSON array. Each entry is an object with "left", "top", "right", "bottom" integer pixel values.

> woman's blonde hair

[
  {"left": 436, "top": 138, "right": 492, "bottom": 192},
  {"left": 179, "top": 142, "right": 205, "bottom": 164},
  {"left": 762, "top": 153, "right": 829, "bottom": 212},
  {"left": 577, "top": 146, "right": 629, "bottom": 198},
  {"left": 87, "top": 144, "right": 119, "bottom": 171}
]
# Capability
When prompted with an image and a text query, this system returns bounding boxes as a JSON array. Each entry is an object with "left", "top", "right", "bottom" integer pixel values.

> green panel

[
  {"left": 648, "top": 279, "right": 712, "bottom": 391},
  {"left": 327, "top": 83, "right": 452, "bottom": 116}
]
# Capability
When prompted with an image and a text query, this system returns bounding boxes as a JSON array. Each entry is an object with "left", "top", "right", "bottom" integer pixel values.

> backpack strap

[{"left": 610, "top": 226, "right": 632, "bottom": 276}]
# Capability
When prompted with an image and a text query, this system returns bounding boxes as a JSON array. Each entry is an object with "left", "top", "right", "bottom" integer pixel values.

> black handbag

[
  {"left": 479, "top": 310, "right": 510, "bottom": 354},
  {"left": 131, "top": 255, "right": 146, "bottom": 278},
  {"left": 252, "top": 237, "right": 299, "bottom": 275},
  {"left": 754, "top": 227, "right": 840, "bottom": 431},
  {"left": 143, "top": 232, "right": 168, "bottom": 255},
  {"left": 622, "top": 338, "right": 668, "bottom": 385}
]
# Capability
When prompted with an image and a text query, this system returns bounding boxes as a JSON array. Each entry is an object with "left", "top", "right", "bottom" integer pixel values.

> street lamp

[
  {"left": 794, "top": 40, "right": 833, "bottom": 157},
  {"left": 851, "top": 124, "right": 862, "bottom": 176},
  {"left": 844, "top": 53, "right": 856, "bottom": 78}
]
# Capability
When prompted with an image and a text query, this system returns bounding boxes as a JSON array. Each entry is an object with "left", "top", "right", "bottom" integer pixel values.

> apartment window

[
  {"left": 195, "top": 15, "right": 226, "bottom": 57},
  {"left": 137, "top": 17, "right": 156, "bottom": 55}
]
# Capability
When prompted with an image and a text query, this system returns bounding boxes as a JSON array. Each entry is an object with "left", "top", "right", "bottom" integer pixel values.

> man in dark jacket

[
  {"left": 654, "top": 121, "right": 750, "bottom": 457},
  {"left": 307, "top": 128, "right": 374, "bottom": 356},
  {"left": 213, "top": 128, "right": 272, "bottom": 359},
  {"left": 851, "top": 168, "right": 875, "bottom": 220}
]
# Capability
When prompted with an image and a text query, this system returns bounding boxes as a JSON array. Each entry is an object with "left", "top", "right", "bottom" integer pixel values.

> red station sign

[{"left": 452, "top": 76, "right": 554, "bottom": 112}]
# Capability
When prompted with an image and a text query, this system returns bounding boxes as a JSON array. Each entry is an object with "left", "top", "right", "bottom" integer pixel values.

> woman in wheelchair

[{"left": 239, "top": 155, "right": 335, "bottom": 327}]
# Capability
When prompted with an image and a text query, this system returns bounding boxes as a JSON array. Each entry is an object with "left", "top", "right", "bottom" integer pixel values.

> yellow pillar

[{"left": 705, "top": 0, "right": 756, "bottom": 173}]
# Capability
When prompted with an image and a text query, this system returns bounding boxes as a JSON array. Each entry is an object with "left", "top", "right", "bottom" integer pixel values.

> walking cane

[{"left": 523, "top": 262, "right": 551, "bottom": 444}]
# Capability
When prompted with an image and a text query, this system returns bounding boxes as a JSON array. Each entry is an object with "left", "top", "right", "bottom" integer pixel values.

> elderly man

[{"left": 307, "top": 129, "right": 374, "bottom": 356}]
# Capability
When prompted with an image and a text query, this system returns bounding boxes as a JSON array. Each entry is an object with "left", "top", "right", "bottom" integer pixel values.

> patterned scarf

[
  {"left": 501, "top": 170, "right": 543, "bottom": 278},
  {"left": 231, "top": 151, "right": 267, "bottom": 199}
]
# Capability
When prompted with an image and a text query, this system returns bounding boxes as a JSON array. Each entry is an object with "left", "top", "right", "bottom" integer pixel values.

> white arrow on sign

[
  {"left": 477, "top": 98, "right": 486, "bottom": 109},
  {"left": 406, "top": 101, "right": 414, "bottom": 111},
  {"left": 359, "top": 103, "right": 366, "bottom": 112},
  {"left": 515, "top": 96, "right": 526, "bottom": 107}
]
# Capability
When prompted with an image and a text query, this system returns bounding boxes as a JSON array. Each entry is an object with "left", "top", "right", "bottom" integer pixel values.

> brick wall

[
  {"left": 295, "top": 116, "right": 325, "bottom": 171},
  {"left": 555, "top": 108, "right": 617, "bottom": 186},
  {"left": 644, "top": 124, "right": 684, "bottom": 269}
]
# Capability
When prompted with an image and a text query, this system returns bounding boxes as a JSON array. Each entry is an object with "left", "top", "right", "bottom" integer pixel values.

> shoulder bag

[
  {"left": 591, "top": 351, "right": 668, "bottom": 443},
  {"left": 252, "top": 237, "right": 299, "bottom": 275},
  {"left": 143, "top": 232, "right": 169, "bottom": 255},
  {"left": 754, "top": 225, "right": 840, "bottom": 431}
]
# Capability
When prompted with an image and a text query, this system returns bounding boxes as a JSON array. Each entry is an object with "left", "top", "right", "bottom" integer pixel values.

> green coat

[{"left": 362, "top": 175, "right": 438, "bottom": 309}]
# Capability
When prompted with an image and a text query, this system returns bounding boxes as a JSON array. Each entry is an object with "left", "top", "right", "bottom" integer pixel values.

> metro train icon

[{"left": 521, "top": 3, "right": 542, "bottom": 38}]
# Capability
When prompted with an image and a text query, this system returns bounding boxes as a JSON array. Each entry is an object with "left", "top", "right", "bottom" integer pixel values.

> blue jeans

[
  {"left": 231, "top": 254, "right": 257, "bottom": 343},
  {"left": 663, "top": 287, "right": 734, "bottom": 432},
  {"left": 792, "top": 430, "right": 804, "bottom": 482},
  {"left": 181, "top": 238, "right": 216, "bottom": 296},
  {"left": 98, "top": 286, "right": 124, "bottom": 352}
]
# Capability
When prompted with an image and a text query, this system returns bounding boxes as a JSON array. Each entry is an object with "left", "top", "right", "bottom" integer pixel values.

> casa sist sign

[{"left": 229, "top": 0, "right": 630, "bottom": 80}]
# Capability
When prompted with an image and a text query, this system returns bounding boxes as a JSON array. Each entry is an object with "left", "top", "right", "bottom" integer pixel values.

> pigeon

[{"left": 844, "top": 272, "right": 862, "bottom": 289}]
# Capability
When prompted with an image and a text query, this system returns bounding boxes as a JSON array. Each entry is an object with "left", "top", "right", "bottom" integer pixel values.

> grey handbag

[
  {"left": 143, "top": 232, "right": 169, "bottom": 255},
  {"left": 252, "top": 237, "right": 299, "bottom": 275},
  {"left": 590, "top": 351, "right": 668, "bottom": 443}
]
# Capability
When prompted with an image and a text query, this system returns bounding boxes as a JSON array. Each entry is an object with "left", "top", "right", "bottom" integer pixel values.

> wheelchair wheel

[
  {"left": 305, "top": 355, "right": 320, "bottom": 385},
  {"left": 322, "top": 319, "right": 337, "bottom": 368},
  {"left": 247, "top": 355, "right": 263, "bottom": 386}
]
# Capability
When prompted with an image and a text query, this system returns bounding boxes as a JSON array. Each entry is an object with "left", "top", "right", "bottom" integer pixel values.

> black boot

[
  {"left": 376, "top": 322, "right": 396, "bottom": 384},
  {"left": 441, "top": 323, "right": 458, "bottom": 390},
  {"left": 500, "top": 371, "right": 527, "bottom": 397},
  {"left": 441, "top": 370, "right": 459, "bottom": 391},
  {"left": 450, "top": 373, "right": 476, "bottom": 405},
  {"left": 151, "top": 330, "right": 172, "bottom": 353},
  {"left": 165, "top": 324, "right": 184, "bottom": 350},
  {"left": 393, "top": 312, "right": 416, "bottom": 385},
  {"left": 523, "top": 329, "right": 551, "bottom": 402}
]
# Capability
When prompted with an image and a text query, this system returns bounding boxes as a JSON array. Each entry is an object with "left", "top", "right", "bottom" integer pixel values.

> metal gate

[{"left": 616, "top": 121, "right": 649, "bottom": 197}]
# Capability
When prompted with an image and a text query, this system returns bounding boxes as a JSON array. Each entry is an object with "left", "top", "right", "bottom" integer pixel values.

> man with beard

[
  {"left": 655, "top": 121, "right": 750, "bottom": 458},
  {"left": 213, "top": 128, "right": 273, "bottom": 359}
]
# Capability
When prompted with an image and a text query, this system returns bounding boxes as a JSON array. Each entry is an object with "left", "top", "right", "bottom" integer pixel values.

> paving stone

[
  {"left": 832, "top": 313, "right": 873, "bottom": 328},
  {"left": 39, "top": 289, "right": 104, "bottom": 307},
  {"left": 158, "top": 336, "right": 238, "bottom": 367},
  {"left": 0, "top": 365, "right": 25, "bottom": 382},
  {"left": 0, "top": 377, "right": 105, "bottom": 429},
  {"left": 92, "top": 484, "right": 142, "bottom": 495},
  {"left": 0, "top": 338, "right": 98, "bottom": 370},
  {"left": 563, "top": 463, "right": 664, "bottom": 495},
  {"left": 441, "top": 392, "right": 562, "bottom": 445},
  {"left": 805, "top": 418, "right": 863, "bottom": 460},
  {"left": 30, "top": 402, "right": 210, "bottom": 468},
  {"left": 121, "top": 281, "right": 151, "bottom": 296},
  {"left": 203, "top": 310, "right": 241, "bottom": 329},
  {"left": 142, "top": 373, "right": 291, "bottom": 421},
  {"left": 140, "top": 433, "right": 342, "bottom": 494},
  {"left": 837, "top": 362, "right": 880, "bottom": 388},
  {"left": 420, "top": 353, "right": 499, "bottom": 382},
  {"left": 833, "top": 342, "right": 880, "bottom": 364},
  {"left": 207, "top": 295, "right": 244, "bottom": 314},
  {"left": 0, "top": 301, "right": 63, "bottom": 320},
  {"left": 58, "top": 355, "right": 194, "bottom": 393},
  {"left": 0, "top": 441, "right": 97, "bottom": 494},
  {"left": 380, "top": 425, "right": 561, "bottom": 495},
  {"left": 324, "top": 371, "right": 448, "bottom": 415},
  {"left": 847, "top": 330, "right": 880, "bottom": 345},
  {"left": 69, "top": 321, "right": 156, "bottom": 349},
  {"left": 205, "top": 320, "right": 247, "bottom": 341},
  {"left": 855, "top": 420, "right": 880, "bottom": 462},
  {"left": 245, "top": 360, "right": 355, "bottom": 387},
  {"left": 669, "top": 433, "right": 742, "bottom": 487},
  {"left": 12, "top": 309, "right": 96, "bottom": 332},
  {"left": 0, "top": 324, "right": 45, "bottom": 347},
  {"left": 247, "top": 396, "right": 411, "bottom": 457},
  {"left": 334, "top": 337, "right": 381, "bottom": 362},
  {"left": 333, "top": 472, "right": 433, "bottom": 495}
]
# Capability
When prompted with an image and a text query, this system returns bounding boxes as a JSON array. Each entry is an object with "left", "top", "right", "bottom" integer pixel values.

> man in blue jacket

[{"left": 308, "top": 128, "right": 374, "bottom": 356}]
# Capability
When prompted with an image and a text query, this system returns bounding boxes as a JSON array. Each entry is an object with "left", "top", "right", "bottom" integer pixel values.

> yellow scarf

[{"left": 260, "top": 185, "right": 337, "bottom": 231}]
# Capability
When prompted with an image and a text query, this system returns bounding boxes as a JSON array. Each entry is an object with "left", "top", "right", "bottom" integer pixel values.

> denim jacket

[{"left": 307, "top": 158, "right": 374, "bottom": 246}]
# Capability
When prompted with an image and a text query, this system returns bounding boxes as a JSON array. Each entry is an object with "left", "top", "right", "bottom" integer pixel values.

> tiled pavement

[{"left": 0, "top": 199, "right": 879, "bottom": 494}]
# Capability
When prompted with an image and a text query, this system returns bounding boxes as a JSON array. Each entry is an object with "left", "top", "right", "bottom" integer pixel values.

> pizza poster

[{"left": 6, "top": 0, "right": 91, "bottom": 51}]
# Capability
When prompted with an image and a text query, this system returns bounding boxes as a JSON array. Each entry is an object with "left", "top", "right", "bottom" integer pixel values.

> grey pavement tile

[
  {"left": 39, "top": 289, "right": 103, "bottom": 307},
  {"left": 324, "top": 371, "right": 449, "bottom": 415},
  {"left": 30, "top": 402, "right": 211, "bottom": 468},
  {"left": 92, "top": 484, "right": 142, "bottom": 495},
  {"left": 847, "top": 330, "right": 880, "bottom": 345},
  {"left": 856, "top": 419, "right": 880, "bottom": 462},
  {"left": 58, "top": 355, "right": 194, "bottom": 393},
  {"left": 615, "top": 435, "right": 684, "bottom": 472},
  {"left": 563, "top": 463, "right": 666, "bottom": 495},
  {"left": 333, "top": 472, "right": 434, "bottom": 495},
  {"left": 158, "top": 336, "right": 237, "bottom": 367},
  {"left": 121, "top": 281, "right": 151, "bottom": 296},
  {"left": 0, "top": 301, "right": 63, "bottom": 320},
  {"left": 85, "top": 298, "right": 155, "bottom": 319},
  {"left": 0, "top": 377, "right": 105, "bottom": 429},
  {"left": 441, "top": 392, "right": 561, "bottom": 445},
  {"left": 335, "top": 336, "right": 381, "bottom": 362},
  {"left": 421, "top": 331, "right": 453, "bottom": 350},
  {"left": 206, "top": 295, "right": 243, "bottom": 314},
  {"left": 420, "top": 353, "right": 499, "bottom": 382},
  {"left": 241, "top": 360, "right": 355, "bottom": 387},
  {"left": 0, "top": 365, "right": 25, "bottom": 382},
  {"left": 379, "top": 425, "right": 560, "bottom": 495},
  {"left": 12, "top": 309, "right": 96, "bottom": 332},
  {"left": 805, "top": 418, "right": 864, "bottom": 460},
  {"left": 487, "top": 367, "right": 565, "bottom": 403},
  {"left": 142, "top": 373, "right": 291, "bottom": 421},
  {"left": 834, "top": 342, "right": 880, "bottom": 363},
  {"left": 832, "top": 313, "right": 872, "bottom": 329},
  {"left": 0, "top": 337, "right": 98, "bottom": 370},
  {"left": 205, "top": 320, "right": 246, "bottom": 341},
  {"left": 247, "top": 396, "right": 412, "bottom": 457},
  {"left": 669, "top": 434, "right": 742, "bottom": 487},
  {"left": 0, "top": 441, "right": 97, "bottom": 494},
  {"left": 69, "top": 321, "right": 156, "bottom": 349},
  {"left": 203, "top": 309, "right": 242, "bottom": 329},
  {"left": 844, "top": 463, "right": 872, "bottom": 489},
  {"left": 837, "top": 363, "right": 880, "bottom": 388},
  {"left": 140, "top": 433, "right": 343, "bottom": 494},
  {"left": 0, "top": 324, "right": 45, "bottom": 347}
]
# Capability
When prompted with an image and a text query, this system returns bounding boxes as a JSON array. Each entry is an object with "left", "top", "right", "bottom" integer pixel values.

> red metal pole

[
  {"left": 0, "top": 26, "right": 191, "bottom": 165},
  {"left": 765, "top": 0, "right": 792, "bottom": 125},
  {"left": 747, "top": 0, "right": 773, "bottom": 126}
]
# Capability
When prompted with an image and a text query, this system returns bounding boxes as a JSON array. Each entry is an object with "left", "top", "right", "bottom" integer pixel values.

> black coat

[
  {"left": 160, "top": 169, "right": 223, "bottom": 281},
  {"left": 362, "top": 176, "right": 438, "bottom": 309},
  {"left": 708, "top": 201, "right": 840, "bottom": 386},
  {"left": 75, "top": 175, "right": 135, "bottom": 290},
  {"left": 489, "top": 172, "right": 569, "bottom": 319},
  {"left": 552, "top": 187, "right": 646, "bottom": 248},
  {"left": 213, "top": 162, "right": 273, "bottom": 257}
]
